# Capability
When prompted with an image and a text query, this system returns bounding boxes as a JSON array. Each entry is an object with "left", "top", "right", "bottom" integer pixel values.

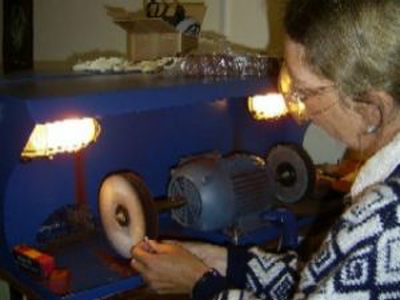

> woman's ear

[{"left": 354, "top": 91, "right": 394, "bottom": 133}]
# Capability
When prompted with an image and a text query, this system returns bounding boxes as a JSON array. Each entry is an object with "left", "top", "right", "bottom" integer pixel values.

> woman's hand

[
  {"left": 131, "top": 239, "right": 210, "bottom": 294},
  {"left": 169, "top": 241, "right": 228, "bottom": 276}
]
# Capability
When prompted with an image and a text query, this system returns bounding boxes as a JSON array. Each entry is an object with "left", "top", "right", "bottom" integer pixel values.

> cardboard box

[{"left": 106, "top": 3, "right": 206, "bottom": 62}]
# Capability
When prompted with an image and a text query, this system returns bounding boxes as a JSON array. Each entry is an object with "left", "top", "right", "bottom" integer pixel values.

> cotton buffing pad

[{"left": 98, "top": 172, "right": 158, "bottom": 258}]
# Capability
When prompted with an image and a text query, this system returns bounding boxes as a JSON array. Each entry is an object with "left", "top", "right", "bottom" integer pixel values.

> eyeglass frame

[{"left": 279, "top": 63, "right": 337, "bottom": 122}]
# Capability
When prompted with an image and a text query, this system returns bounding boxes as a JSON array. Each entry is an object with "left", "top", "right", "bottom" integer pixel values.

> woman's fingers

[
  {"left": 130, "top": 257, "right": 146, "bottom": 273},
  {"left": 131, "top": 241, "right": 154, "bottom": 265},
  {"left": 130, "top": 239, "right": 213, "bottom": 294},
  {"left": 146, "top": 239, "right": 174, "bottom": 253}
]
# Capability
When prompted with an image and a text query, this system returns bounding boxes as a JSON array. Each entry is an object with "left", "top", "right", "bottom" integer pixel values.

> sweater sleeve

[
  {"left": 227, "top": 246, "right": 299, "bottom": 299},
  {"left": 192, "top": 246, "right": 299, "bottom": 300}
]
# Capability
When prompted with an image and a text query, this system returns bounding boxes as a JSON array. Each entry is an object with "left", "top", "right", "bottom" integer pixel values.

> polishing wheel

[
  {"left": 266, "top": 144, "right": 315, "bottom": 204},
  {"left": 98, "top": 172, "right": 158, "bottom": 258}
]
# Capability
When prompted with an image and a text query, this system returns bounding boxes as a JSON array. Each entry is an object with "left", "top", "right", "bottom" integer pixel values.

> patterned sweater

[{"left": 193, "top": 133, "right": 400, "bottom": 300}]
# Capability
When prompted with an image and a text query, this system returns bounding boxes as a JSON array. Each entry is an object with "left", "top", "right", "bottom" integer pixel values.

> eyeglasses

[{"left": 278, "top": 63, "right": 336, "bottom": 123}]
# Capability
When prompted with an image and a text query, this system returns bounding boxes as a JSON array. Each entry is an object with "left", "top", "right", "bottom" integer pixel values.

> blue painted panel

[
  {"left": 10, "top": 76, "right": 272, "bottom": 122},
  {"left": 0, "top": 97, "right": 35, "bottom": 271},
  {"left": 226, "top": 97, "right": 307, "bottom": 154},
  {"left": 5, "top": 157, "right": 76, "bottom": 246}
]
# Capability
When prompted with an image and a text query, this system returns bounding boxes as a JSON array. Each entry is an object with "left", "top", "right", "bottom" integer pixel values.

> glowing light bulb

[
  {"left": 22, "top": 117, "right": 101, "bottom": 159},
  {"left": 248, "top": 93, "right": 288, "bottom": 121}
]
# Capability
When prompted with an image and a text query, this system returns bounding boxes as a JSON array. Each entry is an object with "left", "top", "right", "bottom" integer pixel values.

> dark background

[{"left": 3, "top": 0, "right": 33, "bottom": 73}]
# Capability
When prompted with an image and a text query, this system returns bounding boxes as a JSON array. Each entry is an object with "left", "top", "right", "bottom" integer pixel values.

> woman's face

[{"left": 284, "top": 37, "right": 373, "bottom": 151}]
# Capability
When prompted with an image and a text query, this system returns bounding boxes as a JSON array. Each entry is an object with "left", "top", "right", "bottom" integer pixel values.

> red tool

[{"left": 13, "top": 245, "right": 55, "bottom": 278}]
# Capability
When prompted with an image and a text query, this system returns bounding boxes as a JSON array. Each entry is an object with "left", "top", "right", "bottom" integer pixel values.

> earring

[
  {"left": 364, "top": 105, "right": 382, "bottom": 135},
  {"left": 366, "top": 124, "right": 378, "bottom": 134}
]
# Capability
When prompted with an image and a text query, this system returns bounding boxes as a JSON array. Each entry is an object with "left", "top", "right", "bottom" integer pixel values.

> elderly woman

[{"left": 131, "top": 0, "right": 400, "bottom": 299}]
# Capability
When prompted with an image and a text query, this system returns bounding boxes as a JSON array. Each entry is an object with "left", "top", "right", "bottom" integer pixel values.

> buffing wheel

[
  {"left": 266, "top": 144, "right": 315, "bottom": 204},
  {"left": 98, "top": 172, "right": 158, "bottom": 258}
]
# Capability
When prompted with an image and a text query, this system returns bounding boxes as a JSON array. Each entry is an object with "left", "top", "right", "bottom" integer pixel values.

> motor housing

[{"left": 168, "top": 153, "right": 272, "bottom": 231}]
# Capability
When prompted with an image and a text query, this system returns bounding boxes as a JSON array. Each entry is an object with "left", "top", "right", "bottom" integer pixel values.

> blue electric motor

[{"left": 168, "top": 153, "right": 273, "bottom": 231}]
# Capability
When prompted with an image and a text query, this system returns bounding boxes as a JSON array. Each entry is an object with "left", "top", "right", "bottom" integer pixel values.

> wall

[
  {"left": 34, "top": 0, "right": 138, "bottom": 61},
  {"left": 32, "top": 0, "right": 275, "bottom": 60},
  {"left": 265, "top": 0, "right": 287, "bottom": 56},
  {"left": 221, "top": 0, "right": 286, "bottom": 55},
  {"left": 33, "top": 0, "right": 224, "bottom": 62},
  {"left": 224, "top": 0, "right": 268, "bottom": 50},
  {"left": 303, "top": 124, "right": 346, "bottom": 164}
]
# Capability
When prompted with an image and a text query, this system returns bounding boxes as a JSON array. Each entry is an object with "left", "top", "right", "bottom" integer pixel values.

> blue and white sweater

[{"left": 193, "top": 133, "right": 400, "bottom": 300}]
